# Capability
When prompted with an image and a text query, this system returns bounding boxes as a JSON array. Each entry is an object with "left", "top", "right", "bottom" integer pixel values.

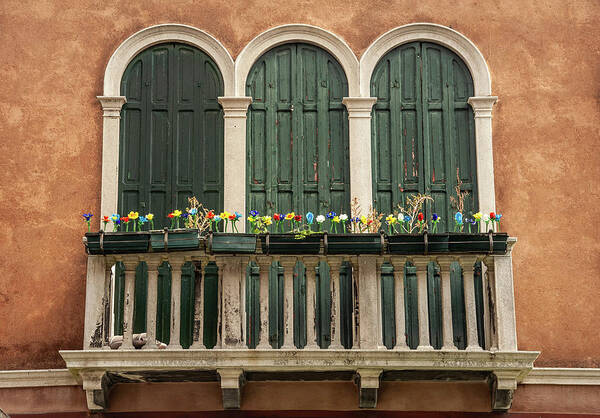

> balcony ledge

[{"left": 61, "top": 348, "right": 538, "bottom": 411}]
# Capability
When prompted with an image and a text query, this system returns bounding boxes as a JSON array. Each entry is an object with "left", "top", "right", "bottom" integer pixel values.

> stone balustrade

[{"left": 63, "top": 237, "right": 538, "bottom": 412}]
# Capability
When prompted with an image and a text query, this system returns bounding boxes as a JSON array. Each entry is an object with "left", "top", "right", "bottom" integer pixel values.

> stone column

[
  {"left": 218, "top": 97, "right": 252, "bottom": 230},
  {"left": 120, "top": 256, "right": 138, "bottom": 350},
  {"left": 280, "top": 257, "right": 297, "bottom": 349},
  {"left": 168, "top": 256, "right": 185, "bottom": 349},
  {"left": 358, "top": 256, "right": 378, "bottom": 349},
  {"left": 328, "top": 257, "right": 344, "bottom": 349},
  {"left": 489, "top": 238, "right": 519, "bottom": 351},
  {"left": 218, "top": 256, "right": 246, "bottom": 348},
  {"left": 303, "top": 256, "right": 320, "bottom": 349},
  {"left": 142, "top": 256, "right": 162, "bottom": 349},
  {"left": 413, "top": 258, "right": 433, "bottom": 350},
  {"left": 375, "top": 257, "right": 386, "bottom": 350},
  {"left": 390, "top": 257, "right": 408, "bottom": 350},
  {"left": 256, "top": 256, "right": 273, "bottom": 349},
  {"left": 468, "top": 96, "right": 498, "bottom": 227},
  {"left": 97, "top": 96, "right": 126, "bottom": 223},
  {"left": 437, "top": 257, "right": 457, "bottom": 350},
  {"left": 342, "top": 97, "right": 377, "bottom": 209},
  {"left": 459, "top": 256, "right": 482, "bottom": 351},
  {"left": 83, "top": 255, "right": 107, "bottom": 349},
  {"left": 215, "top": 257, "right": 224, "bottom": 348}
]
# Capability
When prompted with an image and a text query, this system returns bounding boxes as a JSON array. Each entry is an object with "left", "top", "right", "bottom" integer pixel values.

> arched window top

[
  {"left": 104, "top": 24, "right": 234, "bottom": 96},
  {"left": 360, "top": 23, "right": 491, "bottom": 97},
  {"left": 235, "top": 24, "right": 359, "bottom": 97}
]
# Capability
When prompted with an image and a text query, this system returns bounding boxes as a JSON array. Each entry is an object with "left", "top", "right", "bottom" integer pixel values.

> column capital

[
  {"left": 256, "top": 255, "right": 273, "bottom": 270},
  {"left": 436, "top": 256, "right": 454, "bottom": 271},
  {"left": 410, "top": 257, "right": 432, "bottom": 270},
  {"left": 279, "top": 256, "right": 297, "bottom": 269},
  {"left": 302, "top": 256, "right": 320, "bottom": 269},
  {"left": 218, "top": 96, "right": 252, "bottom": 118},
  {"left": 467, "top": 96, "right": 498, "bottom": 118},
  {"left": 342, "top": 97, "right": 377, "bottom": 118},
  {"left": 97, "top": 96, "right": 126, "bottom": 118}
]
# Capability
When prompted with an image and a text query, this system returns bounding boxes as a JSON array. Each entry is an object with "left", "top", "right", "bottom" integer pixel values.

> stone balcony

[{"left": 60, "top": 236, "right": 538, "bottom": 412}]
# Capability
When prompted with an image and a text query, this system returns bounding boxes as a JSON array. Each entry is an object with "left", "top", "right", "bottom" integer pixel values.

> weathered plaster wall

[{"left": 0, "top": 0, "right": 598, "bottom": 370}]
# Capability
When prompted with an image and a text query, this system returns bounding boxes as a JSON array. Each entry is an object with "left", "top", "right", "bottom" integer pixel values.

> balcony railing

[{"left": 61, "top": 236, "right": 538, "bottom": 412}]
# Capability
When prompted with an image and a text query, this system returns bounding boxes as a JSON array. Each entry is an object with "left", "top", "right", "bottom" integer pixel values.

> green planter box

[
  {"left": 260, "top": 233, "right": 322, "bottom": 254},
  {"left": 150, "top": 229, "right": 200, "bottom": 252},
  {"left": 325, "top": 233, "right": 384, "bottom": 255},
  {"left": 84, "top": 231, "right": 149, "bottom": 255},
  {"left": 209, "top": 233, "right": 257, "bottom": 254},
  {"left": 448, "top": 232, "right": 508, "bottom": 254},
  {"left": 387, "top": 233, "right": 449, "bottom": 254}
]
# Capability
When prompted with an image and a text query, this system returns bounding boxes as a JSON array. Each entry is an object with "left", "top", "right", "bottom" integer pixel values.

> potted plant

[
  {"left": 324, "top": 203, "right": 384, "bottom": 254},
  {"left": 258, "top": 212, "right": 321, "bottom": 255},
  {"left": 208, "top": 208, "right": 256, "bottom": 253},
  {"left": 83, "top": 213, "right": 150, "bottom": 254}
]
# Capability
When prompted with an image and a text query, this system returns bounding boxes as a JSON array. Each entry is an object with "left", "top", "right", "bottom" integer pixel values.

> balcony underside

[{"left": 60, "top": 348, "right": 538, "bottom": 411}]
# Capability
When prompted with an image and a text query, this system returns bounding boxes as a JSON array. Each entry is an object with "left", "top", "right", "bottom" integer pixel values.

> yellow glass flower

[
  {"left": 386, "top": 214, "right": 397, "bottom": 224},
  {"left": 262, "top": 216, "right": 273, "bottom": 226},
  {"left": 146, "top": 213, "right": 154, "bottom": 220},
  {"left": 285, "top": 212, "right": 295, "bottom": 220},
  {"left": 220, "top": 211, "right": 230, "bottom": 219},
  {"left": 248, "top": 216, "right": 255, "bottom": 222},
  {"left": 473, "top": 212, "right": 482, "bottom": 220},
  {"left": 332, "top": 216, "right": 340, "bottom": 223},
  {"left": 173, "top": 210, "right": 182, "bottom": 217},
  {"left": 128, "top": 211, "right": 139, "bottom": 220},
  {"left": 360, "top": 215, "right": 368, "bottom": 225}
]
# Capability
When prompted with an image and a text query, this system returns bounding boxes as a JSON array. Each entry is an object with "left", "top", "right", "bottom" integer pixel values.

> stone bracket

[
  {"left": 356, "top": 368, "right": 382, "bottom": 408},
  {"left": 490, "top": 370, "right": 518, "bottom": 411},
  {"left": 81, "top": 370, "right": 111, "bottom": 411},
  {"left": 217, "top": 368, "right": 245, "bottom": 409}
]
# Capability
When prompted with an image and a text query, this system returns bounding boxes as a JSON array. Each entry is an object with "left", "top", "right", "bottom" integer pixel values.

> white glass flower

[
  {"left": 339, "top": 214, "right": 348, "bottom": 221},
  {"left": 316, "top": 215, "right": 325, "bottom": 223},
  {"left": 482, "top": 214, "right": 490, "bottom": 222}
]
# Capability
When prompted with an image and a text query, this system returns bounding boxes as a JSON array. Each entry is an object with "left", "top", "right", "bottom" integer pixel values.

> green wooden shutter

[
  {"left": 203, "top": 262, "right": 219, "bottom": 348},
  {"left": 119, "top": 43, "right": 224, "bottom": 226},
  {"left": 371, "top": 41, "right": 477, "bottom": 228},
  {"left": 246, "top": 43, "right": 350, "bottom": 216},
  {"left": 246, "top": 263, "right": 261, "bottom": 349}
]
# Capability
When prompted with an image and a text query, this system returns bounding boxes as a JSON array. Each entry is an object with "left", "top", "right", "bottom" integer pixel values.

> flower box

[
  {"left": 448, "top": 232, "right": 508, "bottom": 254},
  {"left": 325, "top": 233, "right": 384, "bottom": 255},
  {"left": 209, "top": 233, "right": 257, "bottom": 254},
  {"left": 387, "top": 233, "right": 449, "bottom": 254},
  {"left": 84, "top": 231, "right": 149, "bottom": 255},
  {"left": 150, "top": 228, "right": 201, "bottom": 252},
  {"left": 260, "top": 233, "right": 322, "bottom": 255}
]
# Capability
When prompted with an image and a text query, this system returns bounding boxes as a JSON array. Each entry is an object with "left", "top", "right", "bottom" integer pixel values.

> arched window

[
  {"left": 119, "top": 42, "right": 225, "bottom": 227},
  {"left": 371, "top": 41, "right": 477, "bottom": 230}
]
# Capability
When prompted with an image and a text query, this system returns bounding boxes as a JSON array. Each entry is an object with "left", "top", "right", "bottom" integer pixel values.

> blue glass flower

[
  {"left": 138, "top": 216, "right": 148, "bottom": 224},
  {"left": 432, "top": 213, "right": 439, "bottom": 221},
  {"left": 455, "top": 212, "right": 463, "bottom": 224},
  {"left": 404, "top": 215, "right": 411, "bottom": 222},
  {"left": 306, "top": 212, "right": 314, "bottom": 224},
  {"left": 82, "top": 213, "right": 93, "bottom": 221},
  {"left": 214, "top": 215, "right": 221, "bottom": 222},
  {"left": 495, "top": 214, "right": 502, "bottom": 221},
  {"left": 326, "top": 211, "right": 336, "bottom": 219},
  {"left": 351, "top": 216, "right": 360, "bottom": 223},
  {"left": 249, "top": 210, "right": 259, "bottom": 217},
  {"left": 235, "top": 211, "right": 242, "bottom": 220},
  {"left": 189, "top": 208, "right": 198, "bottom": 215},
  {"left": 181, "top": 213, "right": 189, "bottom": 219}
]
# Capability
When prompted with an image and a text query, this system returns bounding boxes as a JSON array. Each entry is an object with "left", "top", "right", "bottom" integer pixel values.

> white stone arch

[
  {"left": 360, "top": 23, "right": 498, "bottom": 217},
  {"left": 98, "top": 24, "right": 234, "bottom": 218},
  {"left": 234, "top": 24, "right": 359, "bottom": 97},
  {"left": 104, "top": 23, "right": 234, "bottom": 96},
  {"left": 360, "top": 23, "right": 491, "bottom": 97}
]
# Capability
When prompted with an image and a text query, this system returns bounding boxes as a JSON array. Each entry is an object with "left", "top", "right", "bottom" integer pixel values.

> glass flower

[
  {"left": 339, "top": 214, "right": 348, "bottom": 221},
  {"left": 82, "top": 213, "right": 93, "bottom": 221},
  {"left": 432, "top": 213, "right": 439, "bottom": 221},
  {"left": 173, "top": 210, "right": 182, "bottom": 217},
  {"left": 306, "top": 212, "right": 314, "bottom": 224},
  {"left": 326, "top": 211, "right": 336, "bottom": 219},
  {"left": 250, "top": 210, "right": 259, "bottom": 217},
  {"left": 316, "top": 215, "right": 325, "bottom": 223},
  {"left": 455, "top": 212, "right": 463, "bottom": 223},
  {"left": 146, "top": 213, "right": 154, "bottom": 221}
]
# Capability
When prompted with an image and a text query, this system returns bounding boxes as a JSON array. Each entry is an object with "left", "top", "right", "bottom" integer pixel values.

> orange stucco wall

[{"left": 0, "top": 0, "right": 598, "bottom": 371}]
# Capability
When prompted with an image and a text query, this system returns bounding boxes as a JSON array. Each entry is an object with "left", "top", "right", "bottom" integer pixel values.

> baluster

[
  {"left": 303, "top": 256, "right": 320, "bottom": 349},
  {"left": 190, "top": 257, "right": 207, "bottom": 349},
  {"left": 256, "top": 256, "right": 272, "bottom": 349},
  {"left": 436, "top": 257, "right": 457, "bottom": 350},
  {"left": 142, "top": 256, "right": 161, "bottom": 349},
  {"left": 102, "top": 257, "right": 114, "bottom": 350},
  {"left": 375, "top": 257, "right": 385, "bottom": 349},
  {"left": 328, "top": 257, "right": 343, "bottom": 349},
  {"left": 390, "top": 257, "right": 409, "bottom": 350},
  {"left": 413, "top": 257, "right": 433, "bottom": 350},
  {"left": 168, "top": 255, "right": 185, "bottom": 349},
  {"left": 358, "top": 256, "right": 378, "bottom": 349},
  {"left": 459, "top": 256, "right": 482, "bottom": 351},
  {"left": 484, "top": 256, "right": 499, "bottom": 351},
  {"left": 280, "top": 257, "right": 297, "bottom": 349},
  {"left": 120, "top": 256, "right": 138, "bottom": 350}
]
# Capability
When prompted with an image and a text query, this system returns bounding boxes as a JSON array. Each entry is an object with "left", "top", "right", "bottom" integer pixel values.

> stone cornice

[{"left": 0, "top": 369, "right": 78, "bottom": 388}]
